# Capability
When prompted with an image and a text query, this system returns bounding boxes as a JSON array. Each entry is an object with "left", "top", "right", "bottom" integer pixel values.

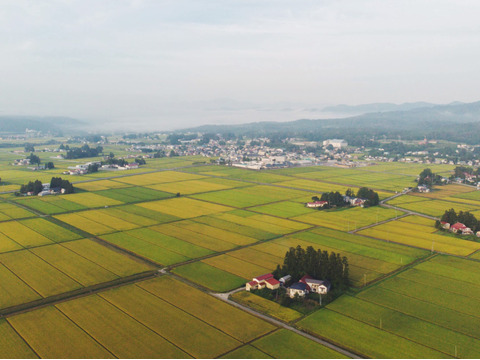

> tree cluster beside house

[
  {"left": 17, "top": 177, "right": 74, "bottom": 196},
  {"left": 436, "top": 209, "right": 479, "bottom": 236},
  {"left": 306, "top": 187, "right": 379, "bottom": 209}
]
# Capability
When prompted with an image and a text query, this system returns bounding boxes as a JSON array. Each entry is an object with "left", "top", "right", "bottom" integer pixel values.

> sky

[{"left": 1, "top": 0, "right": 479, "bottom": 130}]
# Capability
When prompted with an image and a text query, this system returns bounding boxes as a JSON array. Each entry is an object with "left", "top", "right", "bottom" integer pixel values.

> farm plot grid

[
  {"left": 297, "top": 255, "right": 480, "bottom": 358},
  {"left": 172, "top": 226, "right": 428, "bottom": 291},
  {"left": 0, "top": 239, "right": 153, "bottom": 311},
  {"left": 2, "top": 276, "right": 286, "bottom": 359},
  {"left": 357, "top": 218, "right": 480, "bottom": 256}
]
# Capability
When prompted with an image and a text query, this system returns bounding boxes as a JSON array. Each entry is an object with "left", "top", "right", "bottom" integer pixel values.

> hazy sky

[{"left": 1, "top": 0, "right": 479, "bottom": 130}]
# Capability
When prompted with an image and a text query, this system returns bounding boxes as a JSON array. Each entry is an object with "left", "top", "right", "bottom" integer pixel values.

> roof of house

[
  {"left": 247, "top": 281, "right": 258, "bottom": 287},
  {"left": 289, "top": 282, "right": 308, "bottom": 291},
  {"left": 254, "top": 273, "right": 273, "bottom": 282},
  {"left": 308, "top": 201, "right": 328, "bottom": 205},
  {"left": 451, "top": 222, "right": 467, "bottom": 230},
  {"left": 265, "top": 278, "right": 280, "bottom": 286},
  {"left": 299, "top": 275, "right": 314, "bottom": 283}
]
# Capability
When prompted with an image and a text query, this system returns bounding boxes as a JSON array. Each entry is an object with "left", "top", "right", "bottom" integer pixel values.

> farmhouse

[
  {"left": 300, "top": 275, "right": 331, "bottom": 295},
  {"left": 246, "top": 273, "right": 280, "bottom": 291},
  {"left": 306, "top": 201, "right": 328, "bottom": 208},
  {"left": 450, "top": 222, "right": 473, "bottom": 235},
  {"left": 287, "top": 275, "right": 331, "bottom": 298},
  {"left": 417, "top": 185, "right": 430, "bottom": 193}
]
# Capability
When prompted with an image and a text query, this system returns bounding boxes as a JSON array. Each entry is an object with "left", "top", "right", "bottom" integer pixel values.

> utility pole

[
  {"left": 380, "top": 317, "right": 382, "bottom": 329},
  {"left": 364, "top": 273, "right": 367, "bottom": 286},
  {"left": 455, "top": 345, "right": 457, "bottom": 358},
  {"left": 319, "top": 293, "right": 322, "bottom": 306}
]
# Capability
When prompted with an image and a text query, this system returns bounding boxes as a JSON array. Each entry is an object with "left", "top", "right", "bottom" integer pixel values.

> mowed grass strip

[
  {"left": 0, "top": 221, "right": 53, "bottom": 248},
  {"left": 101, "top": 232, "right": 189, "bottom": 265},
  {"left": 7, "top": 306, "right": 113, "bottom": 358},
  {"left": 203, "top": 254, "right": 273, "bottom": 280},
  {"left": 0, "top": 263, "right": 41, "bottom": 309},
  {"left": 0, "top": 319, "right": 38, "bottom": 358},
  {"left": 139, "top": 197, "right": 233, "bottom": 218},
  {"left": 252, "top": 329, "right": 349, "bottom": 359},
  {"left": 30, "top": 244, "right": 118, "bottom": 287},
  {"left": 20, "top": 218, "right": 81, "bottom": 242},
  {"left": 127, "top": 227, "right": 214, "bottom": 258},
  {"left": 137, "top": 276, "right": 276, "bottom": 343},
  {"left": 54, "top": 213, "right": 115, "bottom": 236},
  {"left": 328, "top": 295, "right": 480, "bottom": 358},
  {"left": 0, "top": 250, "right": 81, "bottom": 297},
  {"left": 62, "top": 239, "right": 153, "bottom": 277},
  {"left": 297, "top": 309, "right": 447, "bottom": 358},
  {"left": 100, "top": 284, "right": 241, "bottom": 358},
  {"left": 152, "top": 222, "right": 239, "bottom": 252},
  {"left": 56, "top": 295, "right": 189, "bottom": 358},
  {"left": 172, "top": 262, "right": 247, "bottom": 292},
  {"left": 232, "top": 292, "right": 302, "bottom": 323}
]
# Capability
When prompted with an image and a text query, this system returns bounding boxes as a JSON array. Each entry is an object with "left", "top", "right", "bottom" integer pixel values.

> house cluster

[
  {"left": 441, "top": 221, "right": 478, "bottom": 236},
  {"left": 417, "top": 185, "right": 430, "bottom": 193},
  {"left": 306, "top": 201, "right": 328, "bottom": 208},
  {"left": 246, "top": 273, "right": 330, "bottom": 299},
  {"left": 342, "top": 196, "right": 367, "bottom": 207},
  {"left": 25, "top": 184, "right": 66, "bottom": 197}
]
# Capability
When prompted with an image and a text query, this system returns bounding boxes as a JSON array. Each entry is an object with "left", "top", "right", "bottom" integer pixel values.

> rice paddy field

[
  {"left": 5, "top": 151, "right": 480, "bottom": 358},
  {"left": 357, "top": 216, "right": 480, "bottom": 256},
  {"left": 297, "top": 255, "right": 480, "bottom": 358}
]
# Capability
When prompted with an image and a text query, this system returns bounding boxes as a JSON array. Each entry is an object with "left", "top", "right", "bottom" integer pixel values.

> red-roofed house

[
  {"left": 246, "top": 274, "right": 280, "bottom": 291},
  {"left": 450, "top": 222, "right": 473, "bottom": 235}
]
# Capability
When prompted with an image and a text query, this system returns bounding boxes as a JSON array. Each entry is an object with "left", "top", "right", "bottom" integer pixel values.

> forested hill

[
  {"left": 0, "top": 116, "right": 86, "bottom": 133},
  {"left": 182, "top": 101, "right": 480, "bottom": 144}
]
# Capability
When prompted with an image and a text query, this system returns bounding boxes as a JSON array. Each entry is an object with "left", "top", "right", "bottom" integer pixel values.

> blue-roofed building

[{"left": 287, "top": 282, "right": 308, "bottom": 298}]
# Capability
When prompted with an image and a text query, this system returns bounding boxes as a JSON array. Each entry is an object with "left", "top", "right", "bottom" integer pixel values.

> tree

[
  {"left": 311, "top": 196, "right": 320, "bottom": 202},
  {"left": 274, "top": 245, "right": 349, "bottom": 290},
  {"left": 135, "top": 157, "right": 146, "bottom": 165},
  {"left": 27, "top": 153, "right": 41, "bottom": 165},
  {"left": 24, "top": 144, "right": 35, "bottom": 152},
  {"left": 356, "top": 187, "right": 379, "bottom": 206},
  {"left": 45, "top": 162, "right": 55, "bottom": 169}
]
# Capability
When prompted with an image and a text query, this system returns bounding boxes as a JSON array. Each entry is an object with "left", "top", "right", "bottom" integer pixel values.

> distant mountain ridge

[
  {"left": 183, "top": 100, "right": 480, "bottom": 133},
  {"left": 0, "top": 116, "right": 86, "bottom": 133},
  {"left": 321, "top": 102, "right": 443, "bottom": 114}
]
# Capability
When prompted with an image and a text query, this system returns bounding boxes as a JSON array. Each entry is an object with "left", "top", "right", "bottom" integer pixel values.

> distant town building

[{"left": 323, "top": 139, "right": 348, "bottom": 149}]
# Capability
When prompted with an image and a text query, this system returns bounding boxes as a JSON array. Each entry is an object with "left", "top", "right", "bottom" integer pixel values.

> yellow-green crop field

[
  {"left": 0, "top": 239, "right": 153, "bottom": 310},
  {"left": 358, "top": 220, "right": 480, "bottom": 256},
  {"left": 54, "top": 213, "right": 116, "bottom": 235},
  {"left": 291, "top": 206, "right": 401, "bottom": 231},
  {"left": 139, "top": 197, "right": 233, "bottom": 218},
  {"left": 1, "top": 276, "right": 286, "bottom": 358},
  {"left": 232, "top": 291, "right": 302, "bottom": 323},
  {"left": 298, "top": 255, "right": 480, "bottom": 358},
  {"left": 114, "top": 170, "right": 205, "bottom": 186},
  {"left": 3, "top": 155, "right": 480, "bottom": 358}
]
